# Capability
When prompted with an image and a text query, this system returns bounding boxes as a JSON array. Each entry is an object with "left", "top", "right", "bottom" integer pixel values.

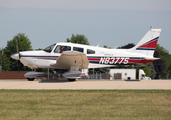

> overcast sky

[
  {"left": 0, "top": 0, "right": 171, "bottom": 53},
  {"left": 1, "top": 0, "right": 171, "bottom": 11}
]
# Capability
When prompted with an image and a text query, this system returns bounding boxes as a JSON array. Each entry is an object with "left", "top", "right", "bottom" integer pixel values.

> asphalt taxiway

[{"left": 0, "top": 79, "right": 171, "bottom": 90}]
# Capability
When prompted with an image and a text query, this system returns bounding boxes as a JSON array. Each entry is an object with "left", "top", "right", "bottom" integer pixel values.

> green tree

[
  {"left": 0, "top": 48, "right": 3, "bottom": 67},
  {"left": 119, "top": 43, "right": 135, "bottom": 49},
  {"left": 103, "top": 45, "right": 108, "bottom": 48},
  {"left": 153, "top": 44, "right": 171, "bottom": 79},
  {"left": 66, "top": 34, "right": 90, "bottom": 45},
  {"left": 103, "top": 45, "right": 112, "bottom": 49},
  {"left": 35, "top": 48, "right": 43, "bottom": 51},
  {"left": 2, "top": 33, "right": 32, "bottom": 71},
  {"left": 0, "top": 48, "right": 10, "bottom": 71},
  {"left": 148, "top": 63, "right": 156, "bottom": 79},
  {"left": 142, "top": 64, "right": 151, "bottom": 77}
]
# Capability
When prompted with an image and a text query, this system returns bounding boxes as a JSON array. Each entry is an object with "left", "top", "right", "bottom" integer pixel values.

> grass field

[{"left": 0, "top": 90, "right": 171, "bottom": 120}]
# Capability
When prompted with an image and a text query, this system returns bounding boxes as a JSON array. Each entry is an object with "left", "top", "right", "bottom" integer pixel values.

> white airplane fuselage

[{"left": 17, "top": 42, "right": 151, "bottom": 69}]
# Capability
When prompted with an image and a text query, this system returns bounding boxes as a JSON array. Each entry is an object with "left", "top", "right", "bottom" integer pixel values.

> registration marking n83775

[{"left": 99, "top": 57, "right": 129, "bottom": 64}]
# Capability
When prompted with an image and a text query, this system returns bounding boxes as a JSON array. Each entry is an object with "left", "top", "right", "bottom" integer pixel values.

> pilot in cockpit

[{"left": 60, "top": 46, "right": 65, "bottom": 53}]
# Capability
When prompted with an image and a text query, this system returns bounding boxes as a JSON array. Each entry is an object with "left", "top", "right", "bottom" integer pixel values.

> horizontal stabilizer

[{"left": 143, "top": 57, "right": 160, "bottom": 61}]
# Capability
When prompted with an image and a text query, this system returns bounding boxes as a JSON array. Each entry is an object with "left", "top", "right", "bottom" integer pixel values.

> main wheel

[
  {"left": 68, "top": 79, "right": 76, "bottom": 82},
  {"left": 27, "top": 78, "right": 35, "bottom": 81}
]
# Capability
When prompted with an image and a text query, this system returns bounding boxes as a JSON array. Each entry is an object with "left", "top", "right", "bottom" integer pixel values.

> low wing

[{"left": 50, "top": 51, "right": 89, "bottom": 69}]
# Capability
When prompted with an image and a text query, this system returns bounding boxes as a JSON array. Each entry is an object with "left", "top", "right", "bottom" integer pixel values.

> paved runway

[{"left": 0, "top": 79, "right": 171, "bottom": 90}]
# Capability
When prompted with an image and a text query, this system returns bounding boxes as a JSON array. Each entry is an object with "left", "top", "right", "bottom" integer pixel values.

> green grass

[{"left": 0, "top": 90, "right": 171, "bottom": 120}]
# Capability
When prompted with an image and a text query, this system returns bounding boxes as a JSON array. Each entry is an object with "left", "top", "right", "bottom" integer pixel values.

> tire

[
  {"left": 68, "top": 79, "right": 76, "bottom": 82},
  {"left": 27, "top": 78, "right": 35, "bottom": 81}
]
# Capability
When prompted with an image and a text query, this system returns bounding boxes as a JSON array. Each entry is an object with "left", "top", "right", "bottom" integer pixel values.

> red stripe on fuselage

[
  {"left": 127, "top": 59, "right": 154, "bottom": 64},
  {"left": 37, "top": 57, "right": 58, "bottom": 59},
  {"left": 88, "top": 58, "right": 101, "bottom": 61}
]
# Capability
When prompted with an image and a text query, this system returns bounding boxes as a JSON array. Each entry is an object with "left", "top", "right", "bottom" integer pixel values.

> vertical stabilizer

[{"left": 128, "top": 28, "right": 161, "bottom": 57}]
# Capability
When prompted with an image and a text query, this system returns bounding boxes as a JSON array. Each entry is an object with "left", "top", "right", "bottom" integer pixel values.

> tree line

[{"left": 0, "top": 33, "right": 171, "bottom": 79}]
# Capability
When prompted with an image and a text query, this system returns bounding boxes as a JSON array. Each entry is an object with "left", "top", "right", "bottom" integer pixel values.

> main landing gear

[
  {"left": 67, "top": 79, "right": 76, "bottom": 82},
  {"left": 27, "top": 78, "right": 35, "bottom": 81}
]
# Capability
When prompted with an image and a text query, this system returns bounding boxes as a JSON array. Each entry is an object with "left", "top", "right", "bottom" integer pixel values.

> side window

[
  {"left": 73, "top": 47, "right": 84, "bottom": 53},
  {"left": 64, "top": 46, "right": 71, "bottom": 51},
  {"left": 87, "top": 49, "right": 95, "bottom": 54},
  {"left": 54, "top": 45, "right": 71, "bottom": 53}
]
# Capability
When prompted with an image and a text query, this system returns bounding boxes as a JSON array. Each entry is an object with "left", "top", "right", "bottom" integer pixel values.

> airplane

[{"left": 11, "top": 28, "right": 161, "bottom": 81}]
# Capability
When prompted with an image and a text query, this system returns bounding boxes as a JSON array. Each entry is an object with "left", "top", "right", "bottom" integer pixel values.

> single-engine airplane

[{"left": 11, "top": 28, "right": 161, "bottom": 81}]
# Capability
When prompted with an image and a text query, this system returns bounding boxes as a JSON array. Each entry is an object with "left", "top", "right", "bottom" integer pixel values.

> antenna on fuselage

[
  {"left": 114, "top": 43, "right": 120, "bottom": 49},
  {"left": 96, "top": 40, "right": 103, "bottom": 47}
]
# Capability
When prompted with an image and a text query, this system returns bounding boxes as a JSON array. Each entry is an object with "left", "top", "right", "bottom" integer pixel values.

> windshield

[{"left": 43, "top": 44, "right": 56, "bottom": 53}]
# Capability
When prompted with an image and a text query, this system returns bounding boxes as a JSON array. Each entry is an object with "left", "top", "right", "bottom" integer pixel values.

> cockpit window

[
  {"left": 43, "top": 44, "right": 56, "bottom": 53},
  {"left": 54, "top": 45, "right": 71, "bottom": 53}
]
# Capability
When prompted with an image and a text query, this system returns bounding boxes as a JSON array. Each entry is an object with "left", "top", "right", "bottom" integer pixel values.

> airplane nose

[{"left": 11, "top": 53, "right": 20, "bottom": 60}]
